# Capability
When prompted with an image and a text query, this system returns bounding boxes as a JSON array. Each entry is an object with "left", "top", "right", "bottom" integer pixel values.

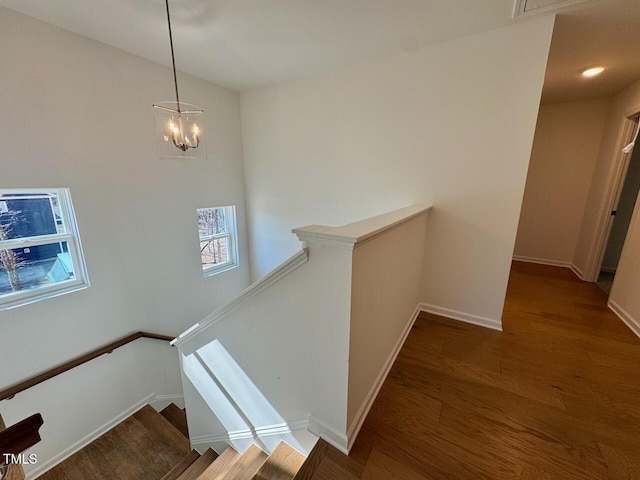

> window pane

[
  {"left": 200, "top": 237, "right": 230, "bottom": 268},
  {"left": 0, "top": 241, "right": 75, "bottom": 295},
  {"left": 197, "top": 208, "right": 227, "bottom": 238},
  {"left": 0, "top": 193, "right": 66, "bottom": 240}
]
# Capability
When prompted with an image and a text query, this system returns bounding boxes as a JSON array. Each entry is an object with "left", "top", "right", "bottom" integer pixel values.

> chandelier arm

[{"left": 164, "top": 0, "right": 181, "bottom": 112}]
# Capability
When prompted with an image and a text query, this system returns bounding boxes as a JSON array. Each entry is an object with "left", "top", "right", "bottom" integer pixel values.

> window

[
  {"left": 0, "top": 188, "right": 89, "bottom": 310},
  {"left": 197, "top": 206, "right": 238, "bottom": 276}
]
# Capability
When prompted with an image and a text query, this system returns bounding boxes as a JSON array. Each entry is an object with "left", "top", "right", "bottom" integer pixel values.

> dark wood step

[
  {"left": 198, "top": 447, "right": 241, "bottom": 479},
  {"left": 176, "top": 449, "right": 217, "bottom": 479},
  {"left": 253, "top": 442, "right": 305, "bottom": 480},
  {"left": 160, "top": 450, "right": 201, "bottom": 480},
  {"left": 160, "top": 404, "right": 189, "bottom": 439}
]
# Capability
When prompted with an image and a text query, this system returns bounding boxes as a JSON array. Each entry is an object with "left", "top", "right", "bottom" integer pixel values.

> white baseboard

[
  {"left": 190, "top": 418, "right": 309, "bottom": 445},
  {"left": 569, "top": 263, "right": 584, "bottom": 280},
  {"left": 512, "top": 255, "right": 570, "bottom": 268},
  {"left": 308, "top": 415, "right": 348, "bottom": 455},
  {"left": 344, "top": 303, "right": 422, "bottom": 453},
  {"left": 151, "top": 394, "right": 185, "bottom": 411},
  {"left": 27, "top": 393, "right": 183, "bottom": 480},
  {"left": 512, "top": 255, "right": 583, "bottom": 280},
  {"left": 420, "top": 303, "right": 502, "bottom": 331},
  {"left": 608, "top": 300, "right": 640, "bottom": 339},
  {"left": 191, "top": 418, "right": 311, "bottom": 456}
]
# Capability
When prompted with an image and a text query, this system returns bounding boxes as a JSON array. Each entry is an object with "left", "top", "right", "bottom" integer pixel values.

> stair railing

[{"left": 0, "top": 331, "right": 175, "bottom": 402}]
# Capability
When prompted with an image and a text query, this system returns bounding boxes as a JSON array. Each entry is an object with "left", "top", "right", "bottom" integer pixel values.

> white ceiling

[
  {"left": 542, "top": 0, "right": 640, "bottom": 103},
  {"left": 1, "top": 0, "right": 639, "bottom": 103}
]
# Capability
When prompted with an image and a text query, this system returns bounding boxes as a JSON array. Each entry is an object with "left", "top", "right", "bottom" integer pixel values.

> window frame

[
  {"left": 197, "top": 205, "right": 239, "bottom": 277},
  {"left": 0, "top": 188, "right": 90, "bottom": 311}
]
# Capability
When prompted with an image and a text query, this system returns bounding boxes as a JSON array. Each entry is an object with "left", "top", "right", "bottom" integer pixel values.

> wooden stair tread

[
  {"left": 293, "top": 440, "right": 330, "bottom": 480},
  {"left": 135, "top": 405, "right": 190, "bottom": 452},
  {"left": 177, "top": 449, "right": 217, "bottom": 480},
  {"left": 39, "top": 405, "right": 189, "bottom": 480},
  {"left": 160, "top": 403, "right": 189, "bottom": 439},
  {"left": 161, "top": 450, "right": 201, "bottom": 480},
  {"left": 198, "top": 447, "right": 241, "bottom": 479},
  {"left": 223, "top": 444, "right": 268, "bottom": 480},
  {"left": 253, "top": 442, "right": 306, "bottom": 480}
]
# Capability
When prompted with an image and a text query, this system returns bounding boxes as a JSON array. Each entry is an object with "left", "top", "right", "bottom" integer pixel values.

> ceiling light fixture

[
  {"left": 582, "top": 66, "right": 606, "bottom": 78},
  {"left": 153, "top": 0, "right": 206, "bottom": 160}
]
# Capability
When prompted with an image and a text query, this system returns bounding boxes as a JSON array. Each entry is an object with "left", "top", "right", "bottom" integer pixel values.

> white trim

[
  {"left": 420, "top": 303, "right": 502, "bottom": 331},
  {"left": 0, "top": 232, "right": 73, "bottom": 250},
  {"left": 512, "top": 256, "right": 583, "bottom": 280},
  {"left": 291, "top": 227, "right": 358, "bottom": 250},
  {"left": 151, "top": 394, "right": 185, "bottom": 411},
  {"left": 0, "top": 187, "right": 90, "bottom": 312},
  {"left": 512, "top": 255, "right": 571, "bottom": 268},
  {"left": 307, "top": 415, "right": 349, "bottom": 455},
  {"left": 202, "top": 261, "right": 239, "bottom": 278},
  {"left": 512, "top": 0, "right": 588, "bottom": 19},
  {"left": 345, "top": 303, "right": 421, "bottom": 452},
  {"left": 190, "top": 419, "right": 309, "bottom": 445},
  {"left": 198, "top": 205, "right": 239, "bottom": 277},
  {"left": 583, "top": 115, "right": 639, "bottom": 282},
  {"left": 569, "top": 263, "right": 584, "bottom": 280},
  {"left": 172, "top": 249, "right": 309, "bottom": 346},
  {"left": 293, "top": 205, "right": 432, "bottom": 250},
  {"left": 0, "top": 281, "right": 89, "bottom": 312},
  {"left": 25, "top": 393, "right": 159, "bottom": 479},
  {"left": 608, "top": 300, "right": 640, "bottom": 339}
]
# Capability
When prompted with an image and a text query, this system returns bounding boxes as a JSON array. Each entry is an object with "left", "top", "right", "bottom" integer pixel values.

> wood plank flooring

[
  {"left": 160, "top": 404, "right": 189, "bottom": 439},
  {"left": 254, "top": 442, "right": 306, "bottom": 480},
  {"left": 39, "top": 405, "right": 190, "bottom": 479},
  {"left": 299, "top": 261, "right": 640, "bottom": 479}
]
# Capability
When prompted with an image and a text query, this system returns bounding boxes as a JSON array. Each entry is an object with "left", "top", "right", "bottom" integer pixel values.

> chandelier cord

[{"left": 164, "top": 0, "right": 181, "bottom": 111}]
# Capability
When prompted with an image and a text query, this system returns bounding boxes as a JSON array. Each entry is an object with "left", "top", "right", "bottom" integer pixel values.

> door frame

[{"left": 584, "top": 110, "right": 640, "bottom": 282}]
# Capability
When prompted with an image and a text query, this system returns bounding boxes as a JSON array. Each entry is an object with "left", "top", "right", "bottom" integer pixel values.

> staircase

[
  {"left": 38, "top": 404, "right": 307, "bottom": 480},
  {"left": 165, "top": 442, "right": 305, "bottom": 480}
]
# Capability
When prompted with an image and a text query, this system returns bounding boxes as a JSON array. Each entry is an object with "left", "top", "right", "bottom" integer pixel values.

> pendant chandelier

[{"left": 153, "top": 0, "right": 206, "bottom": 160}]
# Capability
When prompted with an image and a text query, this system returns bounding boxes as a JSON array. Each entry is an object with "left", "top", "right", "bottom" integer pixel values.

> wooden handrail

[
  {"left": 0, "top": 413, "right": 44, "bottom": 456},
  {"left": 0, "top": 332, "right": 175, "bottom": 402}
]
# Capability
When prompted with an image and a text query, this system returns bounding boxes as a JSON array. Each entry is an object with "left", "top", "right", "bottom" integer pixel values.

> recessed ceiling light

[{"left": 582, "top": 67, "right": 606, "bottom": 78}]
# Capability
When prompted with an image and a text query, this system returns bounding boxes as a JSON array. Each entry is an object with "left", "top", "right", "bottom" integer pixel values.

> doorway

[{"left": 596, "top": 116, "right": 640, "bottom": 295}]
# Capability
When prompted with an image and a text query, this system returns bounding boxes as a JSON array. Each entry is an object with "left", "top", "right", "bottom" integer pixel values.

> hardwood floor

[
  {"left": 160, "top": 403, "right": 189, "bottom": 439},
  {"left": 39, "top": 405, "right": 190, "bottom": 479},
  {"left": 299, "top": 261, "right": 640, "bottom": 479}
]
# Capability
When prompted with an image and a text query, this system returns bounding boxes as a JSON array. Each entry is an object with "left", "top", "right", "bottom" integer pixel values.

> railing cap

[{"left": 293, "top": 204, "right": 432, "bottom": 249}]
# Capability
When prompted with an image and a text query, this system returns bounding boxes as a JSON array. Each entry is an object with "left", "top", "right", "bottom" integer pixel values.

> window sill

[
  {"left": 203, "top": 262, "right": 238, "bottom": 278},
  {"left": 0, "top": 281, "right": 89, "bottom": 312}
]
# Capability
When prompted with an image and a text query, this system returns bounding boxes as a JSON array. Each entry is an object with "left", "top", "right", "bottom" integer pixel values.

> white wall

[
  {"left": 179, "top": 246, "right": 352, "bottom": 453},
  {"left": 514, "top": 100, "right": 610, "bottom": 266},
  {"left": 240, "top": 17, "right": 554, "bottom": 325},
  {"left": 0, "top": 7, "right": 250, "bottom": 475},
  {"left": 178, "top": 205, "right": 430, "bottom": 454},
  {"left": 565, "top": 76, "right": 640, "bottom": 336},
  {"left": 605, "top": 79, "right": 640, "bottom": 334},
  {"left": 610, "top": 187, "right": 640, "bottom": 334},
  {"left": 574, "top": 79, "right": 640, "bottom": 278},
  {"left": 348, "top": 211, "right": 427, "bottom": 436}
]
